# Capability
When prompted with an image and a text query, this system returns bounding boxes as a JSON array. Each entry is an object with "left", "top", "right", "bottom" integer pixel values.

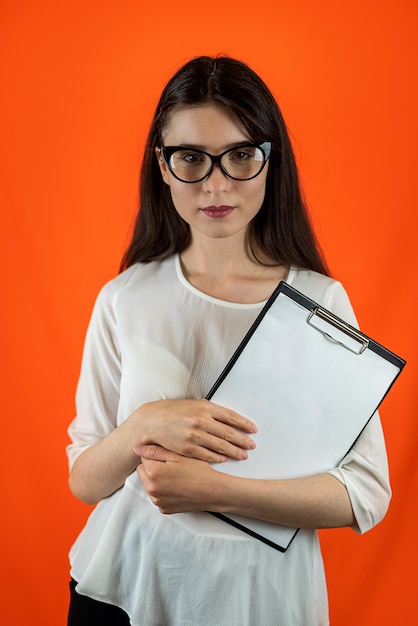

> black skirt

[{"left": 68, "top": 579, "right": 131, "bottom": 626}]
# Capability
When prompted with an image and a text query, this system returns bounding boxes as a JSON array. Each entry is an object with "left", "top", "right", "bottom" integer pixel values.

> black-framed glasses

[{"left": 160, "top": 141, "right": 271, "bottom": 183}]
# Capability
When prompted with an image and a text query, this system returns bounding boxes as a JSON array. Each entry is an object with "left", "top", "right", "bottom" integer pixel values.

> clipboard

[{"left": 207, "top": 282, "right": 405, "bottom": 552}]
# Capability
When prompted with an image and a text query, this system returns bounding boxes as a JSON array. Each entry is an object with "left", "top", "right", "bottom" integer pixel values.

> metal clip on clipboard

[{"left": 307, "top": 307, "right": 369, "bottom": 355}]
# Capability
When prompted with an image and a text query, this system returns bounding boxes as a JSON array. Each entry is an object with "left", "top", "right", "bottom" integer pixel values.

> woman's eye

[
  {"left": 177, "top": 151, "right": 204, "bottom": 164},
  {"left": 230, "top": 149, "right": 253, "bottom": 161}
]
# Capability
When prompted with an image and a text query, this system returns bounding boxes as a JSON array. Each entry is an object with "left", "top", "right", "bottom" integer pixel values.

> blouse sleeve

[
  {"left": 66, "top": 280, "right": 122, "bottom": 471},
  {"left": 323, "top": 281, "right": 392, "bottom": 534}
]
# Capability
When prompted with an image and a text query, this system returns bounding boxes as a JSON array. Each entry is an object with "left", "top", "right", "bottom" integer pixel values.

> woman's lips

[{"left": 200, "top": 205, "right": 235, "bottom": 218}]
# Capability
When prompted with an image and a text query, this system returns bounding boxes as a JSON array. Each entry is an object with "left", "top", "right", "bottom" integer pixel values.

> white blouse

[{"left": 67, "top": 255, "right": 391, "bottom": 626}]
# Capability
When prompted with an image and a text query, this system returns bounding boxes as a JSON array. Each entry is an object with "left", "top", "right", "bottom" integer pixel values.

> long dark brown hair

[{"left": 120, "top": 55, "right": 329, "bottom": 275}]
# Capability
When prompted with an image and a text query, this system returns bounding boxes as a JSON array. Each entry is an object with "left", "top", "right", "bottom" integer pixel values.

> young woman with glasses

[{"left": 67, "top": 55, "right": 390, "bottom": 626}]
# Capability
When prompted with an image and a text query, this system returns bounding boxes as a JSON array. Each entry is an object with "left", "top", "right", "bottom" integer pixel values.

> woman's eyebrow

[{"left": 167, "top": 140, "right": 254, "bottom": 151}]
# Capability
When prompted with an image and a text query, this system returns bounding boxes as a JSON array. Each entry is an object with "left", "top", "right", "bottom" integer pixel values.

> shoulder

[
  {"left": 82, "top": 257, "right": 177, "bottom": 344},
  {"left": 95, "top": 257, "right": 176, "bottom": 309},
  {"left": 287, "top": 267, "right": 358, "bottom": 327}
]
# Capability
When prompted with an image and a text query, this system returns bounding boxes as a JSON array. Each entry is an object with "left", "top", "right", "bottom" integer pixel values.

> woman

[{"left": 67, "top": 55, "right": 391, "bottom": 626}]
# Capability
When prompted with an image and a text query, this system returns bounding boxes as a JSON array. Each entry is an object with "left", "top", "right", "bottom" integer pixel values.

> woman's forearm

[
  {"left": 69, "top": 418, "right": 141, "bottom": 504},
  {"left": 137, "top": 445, "right": 356, "bottom": 529},
  {"left": 215, "top": 471, "right": 355, "bottom": 529}
]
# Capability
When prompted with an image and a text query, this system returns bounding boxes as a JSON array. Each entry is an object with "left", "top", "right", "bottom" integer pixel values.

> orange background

[{"left": 0, "top": 1, "right": 417, "bottom": 623}]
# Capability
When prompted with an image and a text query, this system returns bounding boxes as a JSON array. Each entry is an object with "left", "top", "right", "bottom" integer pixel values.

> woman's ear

[{"left": 155, "top": 147, "right": 170, "bottom": 186}]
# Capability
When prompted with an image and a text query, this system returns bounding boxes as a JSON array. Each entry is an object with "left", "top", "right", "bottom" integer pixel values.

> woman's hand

[
  {"left": 132, "top": 399, "right": 257, "bottom": 464},
  {"left": 69, "top": 398, "right": 256, "bottom": 506},
  {"left": 137, "top": 444, "right": 224, "bottom": 514}
]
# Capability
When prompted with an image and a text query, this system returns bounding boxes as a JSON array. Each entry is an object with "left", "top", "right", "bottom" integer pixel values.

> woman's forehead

[{"left": 161, "top": 103, "right": 251, "bottom": 150}]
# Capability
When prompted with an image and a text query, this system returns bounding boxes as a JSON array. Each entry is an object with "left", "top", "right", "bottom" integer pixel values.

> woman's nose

[{"left": 202, "top": 163, "right": 231, "bottom": 192}]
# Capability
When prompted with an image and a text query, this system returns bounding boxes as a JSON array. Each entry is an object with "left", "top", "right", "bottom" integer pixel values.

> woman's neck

[{"left": 179, "top": 238, "right": 288, "bottom": 304}]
